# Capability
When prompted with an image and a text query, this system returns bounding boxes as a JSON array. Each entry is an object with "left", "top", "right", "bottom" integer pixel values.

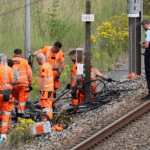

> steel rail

[{"left": 70, "top": 100, "right": 150, "bottom": 150}]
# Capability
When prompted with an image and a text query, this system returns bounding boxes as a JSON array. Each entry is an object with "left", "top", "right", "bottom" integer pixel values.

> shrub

[{"left": 8, "top": 118, "right": 35, "bottom": 148}]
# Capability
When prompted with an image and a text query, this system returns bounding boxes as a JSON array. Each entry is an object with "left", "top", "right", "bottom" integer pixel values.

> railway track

[{"left": 70, "top": 100, "right": 150, "bottom": 150}]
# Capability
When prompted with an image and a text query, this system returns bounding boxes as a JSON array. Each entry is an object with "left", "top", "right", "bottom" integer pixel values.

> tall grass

[
  {"left": 0, "top": 0, "right": 127, "bottom": 100},
  {"left": 0, "top": 0, "right": 126, "bottom": 56}
]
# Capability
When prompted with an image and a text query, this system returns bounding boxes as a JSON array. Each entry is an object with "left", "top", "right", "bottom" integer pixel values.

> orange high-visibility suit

[
  {"left": 0, "top": 65, "right": 14, "bottom": 134},
  {"left": 90, "top": 67, "right": 97, "bottom": 93},
  {"left": 39, "top": 62, "right": 54, "bottom": 119},
  {"left": 70, "top": 63, "right": 78, "bottom": 106},
  {"left": 39, "top": 46, "right": 64, "bottom": 91},
  {"left": 70, "top": 63, "right": 97, "bottom": 106},
  {"left": 12, "top": 57, "right": 32, "bottom": 115}
]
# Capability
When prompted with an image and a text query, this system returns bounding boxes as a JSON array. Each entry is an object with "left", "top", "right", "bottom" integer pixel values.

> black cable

[
  {"left": 65, "top": 78, "right": 142, "bottom": 115},
  {"left": 54, "top": 89, "right": 70, "bottom": 103},
  {"left": 91, "top": 79, "right": 106, "bottom": 93}
]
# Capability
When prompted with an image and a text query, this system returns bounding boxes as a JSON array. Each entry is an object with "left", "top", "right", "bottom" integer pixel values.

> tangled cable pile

[{"left": 55, "top": 77, "right": 143, "bottom": 115}]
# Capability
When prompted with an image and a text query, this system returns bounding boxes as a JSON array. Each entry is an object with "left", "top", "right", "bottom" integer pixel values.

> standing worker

[
  {"left": 33, "top": 42, "right": 65, "bottom": 98},
  {"left": 36, "top": 53, "right": 54, "bottom": 119},
  {"left": 0, "top": 54, "right": 15, "bottom": 141},
  {"left": 69, "top": 50, "right": 113, "bottom": 106},
  {"left": 12, "top": 49, "right": 32, "bottom": 117},
  {"left": 141, "top": 19, "right": 150, "bottom": 100}
]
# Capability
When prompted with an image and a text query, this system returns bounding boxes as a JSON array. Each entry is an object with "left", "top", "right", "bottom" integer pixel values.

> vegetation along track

[{"left": 70, "top": 100, "right": 150, "bottom": 150}]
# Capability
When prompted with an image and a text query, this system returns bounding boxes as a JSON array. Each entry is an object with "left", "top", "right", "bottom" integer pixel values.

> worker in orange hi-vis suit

[
  {"left": 7, "top": 59, "right": 16, "bottom": 117},
  {"left": 69, "top": 50, "right": 113, "bottom": 106},
  {"left": 12, "top": 49, "right": 32, "bottom": 118},
  {"left": 36, "top": 53, "right": 54, "bottom": 119},
  {"left": 34, "top": 42, "right": 65, "bottom": 98},
  {"left": 0, "top": 54, "right": 15, "bottom": 141}
]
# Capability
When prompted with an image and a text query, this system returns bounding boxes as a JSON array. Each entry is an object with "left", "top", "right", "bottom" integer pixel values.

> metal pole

[
  {"left": 25, "top": 0, "right": 31, "bottom": 101},
  {"left": 25, "top": 0, "right": 31, "bottom": 59},
  {"left": 136, "top": 15, "right": 142, "bottom": 75},
  {"left": 128, "top": 0, "right": 142, "bottom": 75},
  {"left": 84, "top": 0, "right": 91, "bottom": 100},
  {"left": 140, "top": 0, "right": 143, "bottom": 73}
]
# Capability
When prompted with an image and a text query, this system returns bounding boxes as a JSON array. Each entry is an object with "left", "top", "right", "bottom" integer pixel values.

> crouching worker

[
  {"left": 0, "top": 54, "right": 15, "bottom": 141},
  {"left": 69, "top": 50, "right": 113, "bottom": 106},
  {"left": 36, "top": 53, "right": 54, "bottom": 119}
]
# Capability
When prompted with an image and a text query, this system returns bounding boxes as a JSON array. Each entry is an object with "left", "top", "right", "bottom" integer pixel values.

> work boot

[{"left": 141, "top": 94, "right": 150, "bottom": 101}]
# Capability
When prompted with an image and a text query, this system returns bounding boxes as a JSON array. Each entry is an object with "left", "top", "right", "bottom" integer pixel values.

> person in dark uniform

[{"left": 141, "top": 19, "right": 150, "bottom": 100}]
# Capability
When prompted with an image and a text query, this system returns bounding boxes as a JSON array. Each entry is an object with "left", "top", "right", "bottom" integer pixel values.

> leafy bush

[
  {"left": 8, "top": 118, "right": 35, "bottom": 148},
  {"left": 51, "top": 111, "right": 76, "bottom": 126},
  {"left": 91, "top": 13, "right": 129, "bottom": 56}
]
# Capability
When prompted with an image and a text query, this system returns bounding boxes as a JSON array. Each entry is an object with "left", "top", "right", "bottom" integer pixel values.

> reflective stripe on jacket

[
  {"left": 39, "top": 63, "right": 54, "bottom": 91},
  {"left": 70, "top": 63, "right": 78, "bottom": 88},
  {"left": 0, "top": 65, "right": 13, "bottom": 90},
  {"left": 12, "top": 57, "right": 32, "bottom": 85}
]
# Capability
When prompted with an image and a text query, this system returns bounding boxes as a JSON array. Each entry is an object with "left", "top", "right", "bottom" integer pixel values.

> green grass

[
  {"left": 0, "top": 0, "right": 127, "bottom": 100},
  {"left": 0, "top": 0, "right": 126, "bottom": 55}
]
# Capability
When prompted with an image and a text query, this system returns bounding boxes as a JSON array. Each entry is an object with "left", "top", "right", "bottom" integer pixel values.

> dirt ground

[{"left": 113, "top": 56, "right": 129, "bottom": 70}]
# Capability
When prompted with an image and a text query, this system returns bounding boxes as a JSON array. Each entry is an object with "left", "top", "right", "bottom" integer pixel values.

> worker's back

[
  {"left": 0, "top": 65, "right": 13, "bottom": 90},
  {"left": 12, "top": 57, "right": 32, "bottom": 84},
  {"left": 39, "top": 62, "right": 54, "bottom": 91}
]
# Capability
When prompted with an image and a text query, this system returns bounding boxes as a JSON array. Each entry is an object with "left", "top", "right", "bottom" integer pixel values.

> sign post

[{"left": 82, "top": 0, "right": 94, "bottom": 100}]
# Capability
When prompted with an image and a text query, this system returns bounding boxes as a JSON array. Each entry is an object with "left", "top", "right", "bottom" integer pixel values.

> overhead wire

[
  {"left": 0, "top": 0, "right": 44, "bottom": 17},
  {"left": 0, "top": 0, "right": 24, "bottom": 6}
]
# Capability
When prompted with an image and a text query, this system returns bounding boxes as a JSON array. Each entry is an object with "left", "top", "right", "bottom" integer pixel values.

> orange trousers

[
  {"left": 53, "top": 70, "right": 60, "bottom": 90},
  {"left": 12, "top": 84, "right": 30, "bottom": 114},
  {"left": 0, "top": 93, "right": 13, "bottom": 134},
  {"left": 72, "top": 86, "right": 97, "bottom": 106},
  {"left": 40, "top": 91, "right": 54, "bottom": 119}
]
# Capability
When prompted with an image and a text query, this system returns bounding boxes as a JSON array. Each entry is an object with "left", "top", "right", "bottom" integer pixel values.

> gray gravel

[
  {"left": 93, "top": 111, "right": 150, "bottom": 150},
  {"left": 9, "top": 73, "right": 148, "bottom": 150}
]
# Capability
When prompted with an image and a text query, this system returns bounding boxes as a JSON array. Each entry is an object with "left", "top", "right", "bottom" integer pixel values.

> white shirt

[{"left": 145, "top": 27, "right": 150, "bottom": 42}]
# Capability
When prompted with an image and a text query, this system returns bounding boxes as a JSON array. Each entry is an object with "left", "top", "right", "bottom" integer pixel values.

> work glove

[
  {"left": 66, "top": 83, "right": 70, "bottom": 89},
  {"left": 107, "top": 78, "right": 113, "bottom": 82},
  {"left": 30, "top": 54, "right": 35, "bottom": 57},
  {"left": 25, "top": 85, "right": 33, "bottom": 92},
  {"left": 52, "top": 100, "right": 56, "bottom": 111},
  {"left": 71, "top": 85, "right": 78, "bottom": 98},
  {"left": 29, "top": 85, "right": 33, "bottom": 91},
  {"left": 56, "top": 72, "right": 61, "bottom": 80}
]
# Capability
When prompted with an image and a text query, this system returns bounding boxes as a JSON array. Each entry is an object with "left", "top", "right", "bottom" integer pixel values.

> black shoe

[{"left": 141, "top": 94, "right": 150, "bottom": 101}]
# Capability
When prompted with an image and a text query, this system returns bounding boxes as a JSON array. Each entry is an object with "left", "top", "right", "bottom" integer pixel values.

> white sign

[
  {"left": 127, "top": 14, "right": 139, "bottom": 17},
  {"left": 82, "top": 14, "right": 94, "bottom": 22},
  {"left": 77, "top": 64, "right": 84, "bottom": 75}
]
